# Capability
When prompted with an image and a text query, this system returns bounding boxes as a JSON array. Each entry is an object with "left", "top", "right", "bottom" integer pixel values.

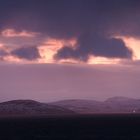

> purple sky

[
  {"left": 0, "top": 1, "right": 140, "bottom": 102},
  {"left": 0, "top": 63, "right": 139, "bottom": 102}
]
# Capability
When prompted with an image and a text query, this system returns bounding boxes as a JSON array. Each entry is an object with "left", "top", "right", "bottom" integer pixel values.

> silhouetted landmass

[
  {"left": 0, "top": 98, "right": 140, "bottom": 139},
  {"left": 50, "top": 96, "right": 140, "bottom": 114},
  {"left": 0, "top": 100, "right": 75, "bottom": 117},
  {"left": 0, "top": 96, "right": 140, "bottom": 117}
]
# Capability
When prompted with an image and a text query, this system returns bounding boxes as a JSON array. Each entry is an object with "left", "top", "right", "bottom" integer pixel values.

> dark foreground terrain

[{"left": 0, "top": 114, "right": 140, "bottom": 140}]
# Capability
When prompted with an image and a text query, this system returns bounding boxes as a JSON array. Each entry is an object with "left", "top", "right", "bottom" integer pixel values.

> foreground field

[{"left": 0, "top": 114, "right": 140, "bottom": 140}]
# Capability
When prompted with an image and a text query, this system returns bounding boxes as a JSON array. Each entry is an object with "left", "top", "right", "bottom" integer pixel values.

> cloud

[
  {"left": 1, "top": 29, "right": 39, "bottom": 38},
  {"left": 37, "top": 38, "right": 77, "bottom": 63},
  {"left": 11, "top": 46, "right": 40, "bottom": 60},
  {"left": 1, "top": 0, "right": 140, "bottom": 38},
  {"left": 0, "top": 0, "right": 139, "bottom": 64},
  {"left": 0, "top": 37, "right": 77, "bottom": 63},
  {"left": 55, "top": 33, "right": 133, "bottom": 62},
  {"left": 117, "top": 36, "right": 140, "bottom": 60},
  {"left": 0, "top": 50, "right": 8, "bottom": 56}
]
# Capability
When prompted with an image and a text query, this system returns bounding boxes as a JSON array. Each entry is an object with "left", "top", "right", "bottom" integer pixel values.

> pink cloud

[{"left": 1, "top": 29, "right": 39, "bottom": 38}]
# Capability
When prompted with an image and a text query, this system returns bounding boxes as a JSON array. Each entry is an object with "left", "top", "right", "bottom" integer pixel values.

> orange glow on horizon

[
  {"left": 87, "top": 55, "right": 121, "bottom": 64},
  {"left": 115, "top": 36, "right": 140, "bottom": 60},
  {"left": 58, "top": 58, "right": 81, "bottom": 64},
  {"left": 2, "top": 55, "right": 23, "bottom": 63},
  {"left": 1, "top": 31, "right": 138, "bottom": 65},
  {"left": 1, "top": 29, "right": 39, "bottom": 38},
  {"left": 38, "top": 38, "right": 77, "bottom": 63}
]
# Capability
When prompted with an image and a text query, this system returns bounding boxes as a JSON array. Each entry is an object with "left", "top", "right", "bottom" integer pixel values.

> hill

[
  {"left": 0, "top": 100, "right": 75, "bottom": 117},
  {"left": 50, "top": 97, "right": 140, "bottom": 114}
]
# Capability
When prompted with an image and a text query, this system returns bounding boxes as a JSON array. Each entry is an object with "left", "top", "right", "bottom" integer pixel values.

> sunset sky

[{"left": 0, "top": 0, "right": 140, "bottom": 102}]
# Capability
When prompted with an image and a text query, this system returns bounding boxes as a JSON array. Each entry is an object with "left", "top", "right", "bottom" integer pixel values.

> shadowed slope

[{"left": 0, "top": 100, "right": 75, "bottom": 117}]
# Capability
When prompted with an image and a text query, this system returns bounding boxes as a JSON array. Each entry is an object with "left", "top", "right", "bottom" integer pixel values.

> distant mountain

[
  {"left": 105, "top": 96, "right": 137, "bottom": 103},
  {"left": 0, "top": 100, "right": 75, "bottom": 117},
  {"left": 50, "top": 97, "right": 140, "bottom": 114},
  {"left": 105, "top": 96, "right": 140, "bottom": 113},
  {"left": 0, "top": 97, "right": 140, "bottom": 117},
  {"left": 49, "top": 99, "right": 106, "bottom": 114}
]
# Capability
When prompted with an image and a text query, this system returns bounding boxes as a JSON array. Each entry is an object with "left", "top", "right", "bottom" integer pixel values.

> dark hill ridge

[
  {"left": 0, "top": 100, "right": 75, "bottom": 117},
  {"left": 105, "top": 96, "right": 137, "bottom": 102},
  {"left": 49, "top": 97, "right": 140, "bottom": 114},
  {"left": 49, "top": 99, "right": 105, "bottom": 113},
  {"left": 0, "top": 97, "right": 140, "bottom": 117},
  {"left": 0, "top": 100, "right": 40, "bottom": 106}
]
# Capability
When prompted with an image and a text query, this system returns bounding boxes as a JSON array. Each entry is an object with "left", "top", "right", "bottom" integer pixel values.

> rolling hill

[
  {"left": 50, "top": 97, "right": 140, "bottom": 114},
  {"left": 0, "top": 96, "right": 140, "bottom": 117},
  {"left": 0, "top": 100, "right": 75, "bottom": 117}
]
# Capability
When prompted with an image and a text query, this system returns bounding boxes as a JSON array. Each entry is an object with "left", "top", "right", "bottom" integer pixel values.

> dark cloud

[
  {"left": 0, "top": 0, "right": 139, "bottom": 61},
  {"left": 55, "top": 47, "right": 88, "bottom": 61},
  {"left": 1, "top": 0, "right": 140, "bottom": 37},
  {"left": 11, "top": 46, "right": 40, "bottom": 60},
  {"left": 55, "top": 33, "right": 133, "bottom": 61}
]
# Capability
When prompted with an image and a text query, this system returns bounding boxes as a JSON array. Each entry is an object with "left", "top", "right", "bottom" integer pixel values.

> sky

[{"left": 0, "top": 0, "right": 140, "bottom": 102}]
